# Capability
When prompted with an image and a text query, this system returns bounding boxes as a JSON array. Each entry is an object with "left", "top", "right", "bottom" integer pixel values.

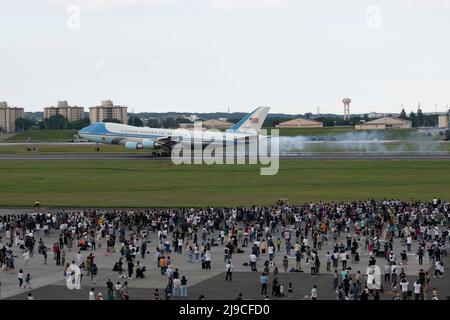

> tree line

[
  {"left": 15, "top": 115, "right": 91, "bottom": 131},
  {"left": 13, "top": 115, "right": 199, "bottom": 131},
  {"left": 13, "top": 109, "right": 445, "bottom": 132},
  {"left": 398, "top": 107, "right": 439, "bottom": 127}
]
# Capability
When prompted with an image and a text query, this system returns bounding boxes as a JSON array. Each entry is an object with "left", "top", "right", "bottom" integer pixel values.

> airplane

[{"left": 78, "top": 106, "right": 270, "bottom": 157}]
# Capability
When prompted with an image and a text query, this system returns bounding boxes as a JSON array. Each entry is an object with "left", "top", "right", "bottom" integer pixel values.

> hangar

[
  {"left": 276, "top": 118, "right": 323, "bottom": 128},
  {"left": 355, "top": 117, "right": 412, "bottom": 130}
]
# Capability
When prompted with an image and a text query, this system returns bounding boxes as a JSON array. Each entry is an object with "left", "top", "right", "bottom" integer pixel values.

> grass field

[
  {"left": 0, "top": 144, "right": 143, "bottom": 154},
  {"left": 0, "top": 160, "right": 449, "bottom": 207},
  {"left": 5, "top": 130, "right": 79, "bottom": 142},
  {"left": 1, "top": 141, "right": 449, "bottom": 154}
]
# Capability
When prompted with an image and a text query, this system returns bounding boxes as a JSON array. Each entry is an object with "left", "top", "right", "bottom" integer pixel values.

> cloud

[
  {"left": 394, "top": 0, "right": 450, "bottom": 9},
  {"left": 50, "top": 0, "right": 168, "bottom": 12},
  {"left": 94, "top": 60, "right": 106, "bottom": 68},
  {"left": 50, "top": 0, "right": 287, "bottom": 12},
  {"left": 0, "top": 43, "right": 7, "bottom": 49},
  {"left": 210, "top": 0, "right": 286, "bottom": 12},
  {"left": 151, "top": 60, "right": 161, "bottom": 67}
]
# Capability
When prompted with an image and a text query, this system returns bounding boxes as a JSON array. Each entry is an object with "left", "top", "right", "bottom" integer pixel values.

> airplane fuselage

[{"left": 79, "top": 122, "right": 258, "bottom": 150}]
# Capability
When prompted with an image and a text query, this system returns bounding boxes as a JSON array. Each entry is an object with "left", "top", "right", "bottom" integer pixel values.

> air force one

[{"left": 78, "top": 107, "right": 270, "bottom": 156}]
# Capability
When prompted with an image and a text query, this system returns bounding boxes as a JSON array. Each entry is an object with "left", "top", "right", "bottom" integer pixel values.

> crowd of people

[{"left": 0, "top": 197, "right": 449, "bottom": 300}]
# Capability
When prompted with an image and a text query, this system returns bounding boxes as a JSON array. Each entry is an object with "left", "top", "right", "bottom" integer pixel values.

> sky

[{"left": 1, "top": 0, "right": 450, "bottom": 115}]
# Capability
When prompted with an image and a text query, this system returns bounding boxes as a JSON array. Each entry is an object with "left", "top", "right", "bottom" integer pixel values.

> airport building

[
  {"left": 179, "top": 119, "right": 234, "bottom": 130},
  {"left": 276, "top": 118, "right": 323, "bottom": 128},
  {"left": 43, "top": 101, "right": 84, "bottom": 122},
  {"left": 203, "top": 119, "right": 234, "bottom": 130},
  {"left": 0, "top": 101, "right": 24, "bottom": 133},
  {"left": 438, "top": 112, "right": 449, "bottom": 129},
  {"left": 355, "top": 116, "right": 412, "bottom": 130},
  {"left": 89, "top": 100, "right": 128, "bottom": 124}
]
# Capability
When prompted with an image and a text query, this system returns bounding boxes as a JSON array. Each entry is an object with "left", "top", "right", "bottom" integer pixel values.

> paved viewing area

[{"left": 1, "top": 206, "right": 448, "bottom": 300}]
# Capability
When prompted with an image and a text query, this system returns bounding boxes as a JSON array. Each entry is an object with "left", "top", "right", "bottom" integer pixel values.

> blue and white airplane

[{"left": 78, "top": 107, "right": 270, "bottom": 156}]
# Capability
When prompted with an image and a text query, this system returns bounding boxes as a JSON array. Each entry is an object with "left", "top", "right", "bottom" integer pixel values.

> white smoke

[{"left": 277, "top": 130, "right": 444, "bottom": 154}]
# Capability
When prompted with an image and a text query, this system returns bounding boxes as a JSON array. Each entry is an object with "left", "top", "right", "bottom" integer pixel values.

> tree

[
  {"left": 262, "top": 117, "right": 290, "bottom": 128},
  {"left": 175, "top": 117, "right": 191, "bottom": 124},
  {"left": 409, "top": 111, "right": 417, "bottom": 127},
  {"left": 417, "top": 108, "right": 424, "bottom": 127},
  {"left": 146, "top": 118, "right": 161, "bottom": 128},
  {"left": 162, "top": 117, "right": 178, "bottom": 128},
  {"left": 15, "top": 118, "right": 35, "bottom": 131},
  {"left": 102, "top": 118, "right": 121, "bottom": 124},
  {"left": 399, "top": 108, "right": 408, "bottom": 120},
  {"left": 128, "top": 116, "right": 143, "bottom": 127},
  {"left": 305, "top": 112, "right": 312, "bottom": 119},
  {"left": 39, "top": 114, "right": 70, "bottom": 130},
  {"left": 71, "top": 118, "right": 90, "bottom": 130}
]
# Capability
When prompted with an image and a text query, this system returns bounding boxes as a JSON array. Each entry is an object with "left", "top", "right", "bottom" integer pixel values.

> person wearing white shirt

[
  {"left": 340, "top": 252, "right": 347, "bottom": 270},
  {"left": 434, "top": 260, "right": 444, "bottom": 277},
  {"left": 23, "top": 251, "right": 30, "bottom": 266},
  {"left": 413, "top": 281, "right": 422, "bottom": 300},
  {"left": 76, "top": 251, "right": 82, "bottom": 266},
  {"left": 406, "top": 235, "right": 412, "bottom": 252},
  {"left": 204, "top": 250, "right": 211, "bottom": 269},
  {"left": 400, "top": 279, "right": 409, "bottom": 299},
  {"left": 177, "top": 238, "right": 184, "bottom": 254},
  {"left": 311, "top": 285, "right": 318, "bottom": 300},
  {"left": 17, "top": 270, "right": 24, "bottom": 287},
  {"left": 225, "top": 261, "right": 234, "bottom": 282},
  {"left": 89, "top": 288, "right": 95, "bottom": 300},
  {"left": 268, "top": 246, "right": 274, "bottom": 261},
  {"left": 172, "top": 278, "right": 181, "bottom": 296},
  {"left": 249, "top": 253, "right": 257, "bottom": 272}
]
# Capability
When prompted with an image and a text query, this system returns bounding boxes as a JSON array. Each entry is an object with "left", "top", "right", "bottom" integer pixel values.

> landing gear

[
  {"left": 151, "top": 151, "right": 170, "bottom": 157},
  {"left": 95, "top": 144, "right": 100, "bottom": 152}
]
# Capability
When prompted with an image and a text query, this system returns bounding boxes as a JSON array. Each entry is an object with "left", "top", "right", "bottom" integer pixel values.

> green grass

[
  {"left": 2, "top": 141, "right": 449, "bottom": 154},
  {"left": 0, "top": 144, "right": 143, "bottom": 154},
  {"left": 0, "top": 160, "right": 449, "bottom": 207},
  {"left": 5, "top": 130, "right": 79, "bottom": 142}
]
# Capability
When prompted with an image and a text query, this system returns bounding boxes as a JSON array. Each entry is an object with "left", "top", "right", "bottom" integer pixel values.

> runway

[{"left": 1, "top": 152, "right": 450, "bottom": 160}]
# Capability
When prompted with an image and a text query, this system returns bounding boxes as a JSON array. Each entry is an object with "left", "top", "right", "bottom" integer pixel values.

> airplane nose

[{"left": 78, "top": 125, "right": 90, "bottom": 135}]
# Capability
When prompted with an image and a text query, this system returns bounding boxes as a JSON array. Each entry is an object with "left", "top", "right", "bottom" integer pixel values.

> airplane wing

[{"left": 153, "top": 136, "right": 182, "bottom": 149}]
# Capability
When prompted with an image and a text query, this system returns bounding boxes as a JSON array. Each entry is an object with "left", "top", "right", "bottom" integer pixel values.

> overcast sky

[{"left": 1, "top": 0, "right": 450, "bottom": 114}]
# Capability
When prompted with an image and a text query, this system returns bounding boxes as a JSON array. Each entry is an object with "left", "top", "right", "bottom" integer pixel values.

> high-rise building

[
  {"left": 0, "top": 101, "right": 24, "bottom": 132},
  {"left": 43, "top": 101, "right": 84, "bottom": 122},
  {"left": 89, "top": 100, "right": 128, "bottom": 124}
]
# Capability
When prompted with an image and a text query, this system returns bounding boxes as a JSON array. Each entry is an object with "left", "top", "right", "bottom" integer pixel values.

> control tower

[{"left": 342, "top": 97, "right": 351, "bottom": 120}]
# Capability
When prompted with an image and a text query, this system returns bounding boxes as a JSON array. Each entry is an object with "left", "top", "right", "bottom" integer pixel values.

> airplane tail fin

[{"left": 227, "top": 106, "right": 270, "bottom": 134}]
